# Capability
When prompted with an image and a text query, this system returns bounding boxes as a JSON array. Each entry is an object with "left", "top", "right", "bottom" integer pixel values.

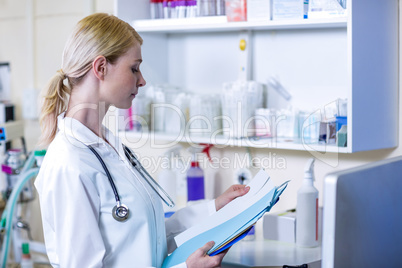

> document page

[{"left": 175, "top": 169, "right": 273, "bottom": 246}]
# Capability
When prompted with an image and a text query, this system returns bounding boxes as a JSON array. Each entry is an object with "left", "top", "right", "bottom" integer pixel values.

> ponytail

[
  {"left": 37, "top": 13, "right": 143, "bottom": 148},
  {"left": 38, "top": 69, "right": 71, "bottom": 147}
]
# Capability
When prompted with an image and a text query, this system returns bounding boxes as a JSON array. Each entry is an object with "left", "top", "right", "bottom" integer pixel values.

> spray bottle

[
  {"left": 186, "top": 147, "right": 205, "bottom": 202},
  {"left": 158, "top": 145, "right": 183, "bottom": 218},
  {"left": 296, "top": 158, "right": 319, "bottom": 247}
]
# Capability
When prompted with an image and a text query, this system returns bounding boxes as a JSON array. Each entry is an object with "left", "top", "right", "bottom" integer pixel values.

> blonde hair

[{"left": 38, "top": 13, "right": 143, "bottom": 147}]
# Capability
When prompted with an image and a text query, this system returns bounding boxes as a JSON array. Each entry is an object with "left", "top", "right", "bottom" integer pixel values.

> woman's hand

[
  {"left": 186, "top": 185, "right": 248, "bottom": 267},
  {"left": 186, "top": 241, "right": 228, "bottom": 268},
  {"left": 215, "top": 184, "right": 250, "bottom": 211}
]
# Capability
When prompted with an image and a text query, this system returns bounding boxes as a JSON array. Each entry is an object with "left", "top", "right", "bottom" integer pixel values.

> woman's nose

[{"left": 138, "top": 74, "right": 146, "bottom": 87}]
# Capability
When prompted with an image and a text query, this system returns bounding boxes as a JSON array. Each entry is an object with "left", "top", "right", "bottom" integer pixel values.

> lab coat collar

[{"left": 57, "top": 112, "right": 120, "bottom": 151}]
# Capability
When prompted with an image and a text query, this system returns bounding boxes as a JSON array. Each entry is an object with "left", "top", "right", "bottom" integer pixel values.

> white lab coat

[{"left": 35, "top": 113, "right": 216, "bottom": 268}]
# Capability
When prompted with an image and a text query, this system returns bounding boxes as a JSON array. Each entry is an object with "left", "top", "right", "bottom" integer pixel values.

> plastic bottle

[
  {"left": 296, "top": 158, "right": 319, "bottom": 247},
  {"left": 34, "top": 150, "right": 46, "bottom": 167},
  {"left": 186, "top": 148, "right": 204, "bottom": 201},
  {"left": 158, "top": 146, "right": 182, "bottom": 216},
  {"left": 20, "top": 243, "right": 34, "bottom": 268},
  {"left": 2, "top": 149, "right": 25, "bottom": 200}
]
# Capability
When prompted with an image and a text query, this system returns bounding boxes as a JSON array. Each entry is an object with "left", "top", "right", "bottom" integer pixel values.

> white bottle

[
  {"left": 296, "top": 158, "right": 319, "bottom": 247},
  {"left": 158, "top": 146, "right": 182, "bottom": 217}
]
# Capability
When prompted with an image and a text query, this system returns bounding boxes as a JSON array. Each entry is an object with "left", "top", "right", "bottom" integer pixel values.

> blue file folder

[{"left": 162, "top": 170, "right": 289, "bottom": 268}]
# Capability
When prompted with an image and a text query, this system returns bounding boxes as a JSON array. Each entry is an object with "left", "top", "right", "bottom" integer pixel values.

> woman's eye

[{"left": 131, "top": 68, "right": 139, "bottom": 73}]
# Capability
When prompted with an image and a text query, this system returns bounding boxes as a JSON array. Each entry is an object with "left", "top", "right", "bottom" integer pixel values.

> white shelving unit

[
  {"left": 115, "top": 0, "right": 398, "bottom": 153},
  {"left": 120, "top": 131, "right": 349, "bottom": 153},
  {"left": 132, "top": 16, "right": 347, "bottom": 33}
]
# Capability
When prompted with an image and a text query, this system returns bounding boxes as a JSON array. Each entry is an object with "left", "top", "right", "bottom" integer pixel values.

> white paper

[{"left": 175, "top": 169, "right": 274, "bottom": 246}]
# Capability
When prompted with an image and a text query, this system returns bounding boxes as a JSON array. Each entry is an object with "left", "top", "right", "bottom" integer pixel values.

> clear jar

[
  {"left": 2, "top": 149, "right": 29, "bottom": 201},
  {"left": 3, "top": 149, "right": 24, "bottom": 189}
]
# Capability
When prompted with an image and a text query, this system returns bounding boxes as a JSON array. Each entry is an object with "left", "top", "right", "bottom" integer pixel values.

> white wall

[
  {"left": 0, "top": 0, "right": 115, "bottom": 244},
  {"left": 0, "top": 0, "right": 400, "bottom": 244}
]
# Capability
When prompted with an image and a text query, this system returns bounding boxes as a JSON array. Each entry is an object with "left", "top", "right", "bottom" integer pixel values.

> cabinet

[{"left": 115, "top": 0, "right": 398, "bottom": 153}]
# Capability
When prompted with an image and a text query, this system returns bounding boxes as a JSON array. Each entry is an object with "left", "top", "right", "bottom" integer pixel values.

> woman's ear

[{"left": 92, "top": 56, "right": 107, "bottom": 80}]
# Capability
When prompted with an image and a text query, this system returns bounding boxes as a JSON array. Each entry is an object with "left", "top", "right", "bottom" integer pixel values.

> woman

[{"left": 35, "top": 13, "right": 249, "bottom": 267}]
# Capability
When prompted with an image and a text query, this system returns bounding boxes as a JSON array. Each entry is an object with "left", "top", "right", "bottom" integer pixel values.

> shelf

[
  {"left": 119, "top": 131, "right": 349, "bottom": 153},
  {"left": 116, "top": 0, "right": 399, "bottom": 153},
  {"left": 132, "top": 16, "right": 347, "bottom": 33}
]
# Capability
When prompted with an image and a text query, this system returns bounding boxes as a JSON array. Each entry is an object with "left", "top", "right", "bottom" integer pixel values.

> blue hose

[{"left": 0, "top": 151, "right": 40, "bottom": 267}]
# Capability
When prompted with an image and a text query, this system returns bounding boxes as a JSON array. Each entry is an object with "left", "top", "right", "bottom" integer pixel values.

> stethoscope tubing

[
  {"left": 87, "top": 145, "right": 121, "bottom": 204},
  {"left": 86, "top": 143, "right": 175, "bottom": 222}
]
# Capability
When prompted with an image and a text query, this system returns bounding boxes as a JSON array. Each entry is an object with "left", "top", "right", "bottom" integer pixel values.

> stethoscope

[{"left": 87, "top": 144, "right": 175, "bottom": 222}]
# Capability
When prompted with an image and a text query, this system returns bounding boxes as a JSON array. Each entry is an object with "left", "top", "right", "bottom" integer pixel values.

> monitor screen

[{"left": 322, "top": 156, "right": 402, "bottom": 267}]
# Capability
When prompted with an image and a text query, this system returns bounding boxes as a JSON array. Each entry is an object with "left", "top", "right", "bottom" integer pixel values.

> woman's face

[{"left": 101, "top": 44, "right": 146, "bottom": 109}]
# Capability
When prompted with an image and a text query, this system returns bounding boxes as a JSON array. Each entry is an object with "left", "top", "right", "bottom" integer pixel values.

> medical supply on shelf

[
  {"left": 117, "top": 108, "right": 132, "bottom": 131},
  {"left": 151, "top": 85, "right": 167, "bottom": 132},
  {"left": 336, "top": 98, "right": 347, "bottom": 117},
  {"left": 20, "top": 243, "right": 33, "bottom": 268},
  {"left": 225, "top": 0, "right": 247, "bottom": 21},
  {"left": 149, "top": 85, "right": 189, "bottom": 135},
  {"left": 336, "top": 124, "right": 347, "bottom": 147},
  {"left": 267, "top": 77, "right": 292, "bottom": 102},
  {"left": 247, "top": 0, "right": 272, "bottom": 21},
  {"left": 117, "top": 93, "right": 152, "bottom": 132},
  {"left": 308, "top": 0, "right": 346, "bottom": 19},
  {"left": 276, "top": 108, "right": 297, "bottom": 140},
  {"left": 216, "top": 0, "right": 225, "bottom": 15},
  {"left": 150, "top": 0, "right": 164, "bottom": 19},
  {"left": 221, "top": 80, "right": 263, "bottom": 138},
  {"left": 166, "top": 92, "right": 189, "bottom": 135},
  {"left": 298, "top": 110, "right": 320, "bottom": 144},
  {"left": 170, "top": 0, "right": 178, "bottom": 18},
  {"left": 199, "top": 0, "right": 217, "bottom": 16},
  {"left": 254, "top": 108, "right": 275, "bottom": 137},
  {"left": 303, "top": 0, "right": 309, "bottom": 18},
  {"left": 159, "top": 0, "right": 221, "bottom": 19},
  {"left": 130, "top": 94, "right": 152, "bottom": 132},
  {"left": 186, "top": 0, "right": 198, "bottom": 17},
  {"left": 163, "top": 0, "right": 172, "bottom": 18},
  {"left": 266, "top": 77, "right": 292, "bottom": 110},
  {"left": 189, "top": 94, "right": 221, "bottom": 136},
  {"left": 318, "top": 119, "right": 336, "bottom": 144},
  {"left": 296, "top": 158, "right": 319, "bottom": 248},
  {"left": 336, "top": 108, "right": 347, "bottom": 126},
  {"left": 186, "top": 148, "right": 205, "bottom": 201},
  {"left": 272, "top": 0, "right": 305, "bottom": 20},
  {"left": 176, "top": 0, "right": 187, "bottom": 18}
]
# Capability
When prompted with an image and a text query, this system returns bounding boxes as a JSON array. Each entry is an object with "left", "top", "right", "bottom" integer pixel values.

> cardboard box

[
  {"left": 247, "top": 0, "right": 272, "bottom": 21},
  {"left": 263, "top": 208, "right": 323, "bottom": 244},
  {"left": 263, "top": 210, "right": 296, "bottom": 244},
  {"left": 272, "top": 0, "right": 304, "bottom": 20}
]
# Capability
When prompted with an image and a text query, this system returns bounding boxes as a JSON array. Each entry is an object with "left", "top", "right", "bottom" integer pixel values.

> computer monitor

[{"left": 322, "top": 156, "right": 402, "bottom": 267}]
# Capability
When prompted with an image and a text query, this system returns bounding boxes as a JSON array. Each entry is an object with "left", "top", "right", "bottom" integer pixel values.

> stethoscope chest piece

[{"left": 112, "top": 203, "right": 129, "bottom": 222}]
